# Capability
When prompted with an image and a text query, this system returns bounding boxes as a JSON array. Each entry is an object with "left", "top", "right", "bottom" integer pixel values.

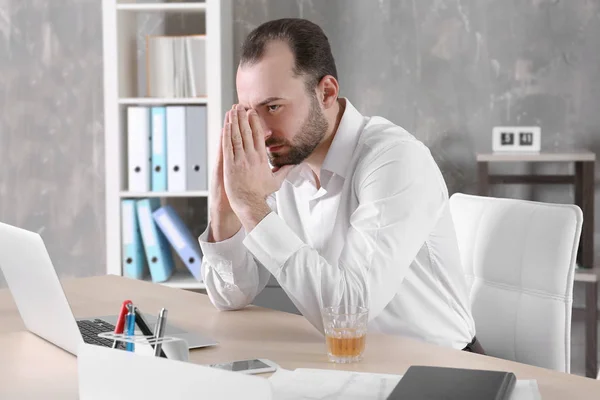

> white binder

[
  {"left": 185, "top": 106, "right": 208, "bottom": 191},
  {"left": 127, "top": 106, "right": 151, "bottom": 192},
  {"left": 78, "top": 343, "right": 272, "bottom": 400},
  {"left": 184, "top": 36, "right": 207, "bottom": 97},
  {"left": 147, "top": 36, "right": 175, "bottom": 97},
  {"left": 166, "top": 106, "right": 187, "bottom": 192}
]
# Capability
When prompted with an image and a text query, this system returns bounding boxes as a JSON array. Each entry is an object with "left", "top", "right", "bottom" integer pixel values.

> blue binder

[
  {"left": 136, "top": 198, "right": 174, "bottom": 282},
  {"left": 151, "top": 107, "right": 167, "bottom": 191},
  {"left": 152, "top": 205, "right": 204, "bottom": 281},
  {"left": 121, "top": 199, "right": 148, "bottom": 279}
]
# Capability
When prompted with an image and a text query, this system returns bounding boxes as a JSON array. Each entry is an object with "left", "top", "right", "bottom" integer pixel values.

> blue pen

[{"left": 125, "top": 304, "right": 136, "bottom": 352}]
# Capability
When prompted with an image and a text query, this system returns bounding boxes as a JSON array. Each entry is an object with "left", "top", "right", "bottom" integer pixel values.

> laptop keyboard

[{"left": 77, "top": 319, "right": 125, "bottom": 349}]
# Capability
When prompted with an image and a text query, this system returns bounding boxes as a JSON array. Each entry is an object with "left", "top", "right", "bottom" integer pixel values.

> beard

[{"left": 266, "top": 96, "right": 329, "bottom": 168}]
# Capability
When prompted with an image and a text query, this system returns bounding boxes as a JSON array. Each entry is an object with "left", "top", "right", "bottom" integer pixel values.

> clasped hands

[{"left": 211, "top": 104, "right": 293, "bottom": 233}]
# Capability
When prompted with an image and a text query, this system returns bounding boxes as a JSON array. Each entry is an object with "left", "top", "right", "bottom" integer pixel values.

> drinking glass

[{"left": 321, "top": 305, "right": 368, "bottom": 363}]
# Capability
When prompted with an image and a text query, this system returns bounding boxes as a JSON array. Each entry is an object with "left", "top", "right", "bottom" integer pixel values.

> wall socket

[{"left": 492, "top": 126, "right": 541, "bottom": 152}]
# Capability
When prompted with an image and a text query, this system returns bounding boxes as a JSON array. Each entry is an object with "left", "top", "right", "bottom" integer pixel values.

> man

[{"left": 198, "top": 18, "right": 482, "bottom": 353}]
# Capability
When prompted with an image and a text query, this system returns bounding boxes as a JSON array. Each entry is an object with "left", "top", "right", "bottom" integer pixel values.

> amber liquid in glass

[{"left": 325, "top": 329, "right": 366, "bottom": 357}]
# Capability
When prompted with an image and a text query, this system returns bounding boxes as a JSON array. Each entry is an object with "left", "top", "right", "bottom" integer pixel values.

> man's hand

[
  {"left": 207, "top": 111, "right": 241, "bottom": 242},
  {"left": 223, "top": 104, "right": 293, "bottom": 231}
]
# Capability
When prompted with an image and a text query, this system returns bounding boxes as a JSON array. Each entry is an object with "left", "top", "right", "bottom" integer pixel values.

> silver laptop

[{"left": 0, "top": 221, "right": 218, "bottom": 356}]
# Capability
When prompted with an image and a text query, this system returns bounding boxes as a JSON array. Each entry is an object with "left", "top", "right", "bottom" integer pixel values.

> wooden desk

[{"left": 1, "top": 275, "right": 599, "bottom": 399}]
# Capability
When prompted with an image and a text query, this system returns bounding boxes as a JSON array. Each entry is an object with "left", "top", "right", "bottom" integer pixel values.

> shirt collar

[
  {"left": 285, "top": 163, "right": 314, "bottom": 187},
  {"left": 285, "top": 98, "right": 366, "bottom": 188},
  {"left": 320, "top": 98, "right": 365, "bottom": 180}
]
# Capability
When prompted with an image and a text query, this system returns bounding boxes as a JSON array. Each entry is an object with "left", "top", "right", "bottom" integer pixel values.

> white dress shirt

[{"left": 198, "top": 98, "right": 476, "bottom": 350}]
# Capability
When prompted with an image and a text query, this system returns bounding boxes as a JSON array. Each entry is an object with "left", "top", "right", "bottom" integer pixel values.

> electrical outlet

[{"left": 492, "top": 126, "right": 541, "bottom": 152}]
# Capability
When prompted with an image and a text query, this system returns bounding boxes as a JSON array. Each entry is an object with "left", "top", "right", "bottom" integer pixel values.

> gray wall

[{"left": 0, "top": 0, "right": 105, "bottom": 286}]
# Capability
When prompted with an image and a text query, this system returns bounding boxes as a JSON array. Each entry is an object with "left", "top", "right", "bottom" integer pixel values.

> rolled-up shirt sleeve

[{"left": 243, "top": 141, "right": 447, "bottom": 333}]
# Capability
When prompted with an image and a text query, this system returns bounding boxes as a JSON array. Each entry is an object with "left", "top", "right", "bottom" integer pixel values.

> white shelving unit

[
  {"left": 118, "top": 97, "right": 208, "bottom": 105},
  {"left": 148, "top": 269, "right": 213, "bottom": 289},
  {"left": 102, "top": 0, "right": 234, "bottom": 290},
  {"left": 116, "top": 2, "right": 207, "bottom": 12},
  {"left": 119, "top": 191, "right": 210, "bottom": 198}
]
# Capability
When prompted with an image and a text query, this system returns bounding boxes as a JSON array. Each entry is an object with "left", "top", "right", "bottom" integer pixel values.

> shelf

[
  {"left": 146, "top": 270, "right": 206, "bottom": 290},
  {"left": 119, "top": 97, "right": 208, "bottom": 105},
  {"left": 120, "top": 191, "right": 209, "bottom": 198},
  {"left": 117, "top": 2, "right": 207, "bottom": 12},
  {"left": 575, "top": 266, "right": 600, "bottom": 283}
]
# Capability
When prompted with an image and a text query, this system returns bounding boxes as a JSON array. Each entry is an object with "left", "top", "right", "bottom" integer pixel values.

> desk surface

[
  {"left": 1, "top": 275, "right": 599, "bottom": 399},
  {"left": 477, "top": 151, "right": 596, "bottom": 162}
]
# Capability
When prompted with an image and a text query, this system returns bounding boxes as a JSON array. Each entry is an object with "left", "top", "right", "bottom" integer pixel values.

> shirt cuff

[
  {"left": 242, "top": 212, "right": 305, "bottom": 275},
  {"left": 198, "top": 225, "right": 247, "bottom": 276}
]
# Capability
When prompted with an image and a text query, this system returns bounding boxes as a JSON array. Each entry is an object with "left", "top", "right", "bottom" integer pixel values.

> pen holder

[{"left": 98, "top": 332, "right": 189, "bottom": 362}]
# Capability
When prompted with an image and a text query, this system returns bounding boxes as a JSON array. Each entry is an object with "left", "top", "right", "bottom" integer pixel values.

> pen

[
  {"left": 112, "top": 299, "right": 132, "bottom": 349},
  {"left": 125, "top": 304, "right": 136, "bottom": 352},
  {"left": 153, "top": 308, "right": 168, "bottom": 357},
  {"left": 134, "top": 307, "right": 167, "bottom": 358}
]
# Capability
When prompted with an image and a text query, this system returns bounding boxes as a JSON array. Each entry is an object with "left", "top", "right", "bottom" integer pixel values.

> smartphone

[{"left": 205, "top": 358, "right": 279, "bottom": 375}]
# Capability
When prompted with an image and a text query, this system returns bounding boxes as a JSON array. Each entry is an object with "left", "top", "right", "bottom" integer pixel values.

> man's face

[{"left": 236, "top": 41, "right": 328, "bottom": 168}]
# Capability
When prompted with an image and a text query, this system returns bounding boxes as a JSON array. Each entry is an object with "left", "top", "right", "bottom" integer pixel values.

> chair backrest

[{"left": 449, "top": 193, "right": 582, "bottom": 373}]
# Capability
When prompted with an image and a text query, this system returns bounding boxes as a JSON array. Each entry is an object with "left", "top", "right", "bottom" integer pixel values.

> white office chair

[{"left": 449, "top": 193, "right": 582, "bottom": 373}]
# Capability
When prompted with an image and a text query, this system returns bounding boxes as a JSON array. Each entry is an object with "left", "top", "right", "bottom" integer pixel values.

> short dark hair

[{"left": 240, "top": 18, "right": 338, "bottom": 92}]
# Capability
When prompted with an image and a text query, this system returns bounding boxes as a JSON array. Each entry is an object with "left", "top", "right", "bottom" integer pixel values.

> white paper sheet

[
  {"left": 78, "top": 343, "right": 272, "bottom": 400},
  {"left": 268, "top": 368, "right": 541, "bottom": 400}
]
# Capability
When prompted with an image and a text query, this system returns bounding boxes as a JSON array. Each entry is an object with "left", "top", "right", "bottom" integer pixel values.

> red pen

[{"left": 112, "top": 299, "right": 132, "bottom": 349}]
